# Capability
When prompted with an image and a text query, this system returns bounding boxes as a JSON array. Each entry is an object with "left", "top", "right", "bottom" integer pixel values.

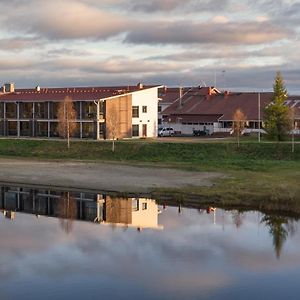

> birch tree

[
  {"left": 107, "top": 103, "right": 119, "bottom": 152},
  {"left": 232, "top": 108, "right": 247, "bottom": 148},
  {"left": 57, "top": 96, "right": 77, "bottom": 149},
  {"left": 58, "top": 192, "right": 77, "bottom": 234}
]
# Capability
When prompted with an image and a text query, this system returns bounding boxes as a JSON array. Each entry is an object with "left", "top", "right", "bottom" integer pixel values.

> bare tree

[
  {"left": 57, "top": 96, "right": 77, "bottom": 149},
  {"left": 106, "top": 102, "right": 119, "bottom": 152},
  {"left": 57, "top": 192, "right": 77, "bottom": 234},
  {"left": 231, "top": 211, "right": 244, "bottom": 229},
  {"left": 232, "top": 108, "right": 247, "bottom": 148}
]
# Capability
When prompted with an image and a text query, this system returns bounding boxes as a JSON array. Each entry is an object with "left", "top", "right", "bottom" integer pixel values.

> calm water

[{"left": 1, "top": 185, "right": 300, "bottom": 300}]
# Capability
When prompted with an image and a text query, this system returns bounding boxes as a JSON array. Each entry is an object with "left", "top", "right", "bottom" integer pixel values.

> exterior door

[{"left": 142, "top": 124, "right": 147, "bottom": 137}]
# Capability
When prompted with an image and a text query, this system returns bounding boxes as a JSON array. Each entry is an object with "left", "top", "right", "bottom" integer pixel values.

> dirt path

[{"left": 0, "top": 158, "right": 221, "bottom": 193}]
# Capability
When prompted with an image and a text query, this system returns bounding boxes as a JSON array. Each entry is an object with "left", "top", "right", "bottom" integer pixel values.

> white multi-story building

[{"left": 0, "top": 83, "right": 161, "bottom": 140}]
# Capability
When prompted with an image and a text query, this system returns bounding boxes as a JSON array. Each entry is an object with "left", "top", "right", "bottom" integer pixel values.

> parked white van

[{"left": 158, "top": 127, "right": 174, "bottom": 137}]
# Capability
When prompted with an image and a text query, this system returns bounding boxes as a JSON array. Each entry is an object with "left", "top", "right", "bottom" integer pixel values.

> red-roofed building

[
  {"left": 160, "top": 86, "right": 300, "bottom": 135},
  {"left": 0, "top": 83, "right": 161, "bottom": 139}
]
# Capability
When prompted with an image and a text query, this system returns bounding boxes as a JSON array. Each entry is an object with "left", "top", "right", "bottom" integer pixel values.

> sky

[{"left": 0, "top": 0, "right": 299, "bottom": 93}]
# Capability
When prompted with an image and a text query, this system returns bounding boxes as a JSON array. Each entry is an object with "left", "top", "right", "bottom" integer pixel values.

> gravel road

[{"left": 0, "top": 158, "right": 221, "bottom": 193}]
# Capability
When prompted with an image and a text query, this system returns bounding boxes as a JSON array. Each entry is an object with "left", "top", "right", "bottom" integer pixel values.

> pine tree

[{"left": 264, "top": 72, "right": 291, "bottom": 141}]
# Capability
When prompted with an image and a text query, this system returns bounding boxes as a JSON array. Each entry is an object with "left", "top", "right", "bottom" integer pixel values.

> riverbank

[
  {"left": 0, "top": 158, "right": 221, "bottom": 193},
  {"left": 0, "top": 139, "right": 299, "bottom": 214}
]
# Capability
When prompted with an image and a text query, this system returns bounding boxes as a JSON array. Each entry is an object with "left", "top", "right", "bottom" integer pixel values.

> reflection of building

[
  {"left": 0, "top": 185, "right": 163, "bottom": 230},
  {"left": 0, "top": 83, "right": 160, "bottom": 140},
  {"left": 104, "top": 196, "right": 162, "bottom": 229}
]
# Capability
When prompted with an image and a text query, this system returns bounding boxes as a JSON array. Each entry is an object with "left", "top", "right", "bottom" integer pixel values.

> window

[
  {"left": 6, "top": 103, "right": 17, "bottom": 119},
  {"left": 132, "top": 124, "right": 139, "bottom": 137},
  {"left": 158, "top": 105, "right": 162, "bottom": 113},
  {"left": 0, "top": 103, "right": 4, "bottom": 118},
  {"left": 142, "top": 202, "right": 147, "bottom": 210},
  {"left": 132, "top": 199, "right": 139, "bottom": 211},
  {"left": 132, "top": 106, "right": 139, "bottom": 118},
  {"left": 35, "top": 102, "right": 48, "bottom": 119},
  {"left": 20, "top": 102, "right": 33, "bottom": 119},
  {"left": 142, "top": 106, "right": 147, "bottom": 113},
  {"left": 82, "top": 102, "right": 96, "bottom": 119}
]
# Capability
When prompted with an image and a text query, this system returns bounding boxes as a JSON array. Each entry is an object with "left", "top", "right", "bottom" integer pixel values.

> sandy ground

[{"left": 0, "top": 158, "right": 221, "bottom": 193}]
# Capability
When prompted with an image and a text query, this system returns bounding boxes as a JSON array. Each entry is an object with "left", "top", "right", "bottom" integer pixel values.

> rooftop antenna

[
  {"left": 199, "top": 80, "right": 207, "bottom": 88},
  {"left": 214, "top": 70, "right": 217, "bottom": 88},
  {"left": 178, "top": 86, "right": 183, "bottom": 108},
  {"left": 222, "top": 70, "right": 226, "bottom": 91}
]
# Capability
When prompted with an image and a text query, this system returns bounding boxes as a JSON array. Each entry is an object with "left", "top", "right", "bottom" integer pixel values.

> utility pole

[
  {"left": 292, "top": 107, "right": 295, "bottom": 153},
  {"left": 94, "top": 100, "right": 100, "bottom": 140},
  {"left": 258, "top": 92, "right": 261, "bottom": 143}
]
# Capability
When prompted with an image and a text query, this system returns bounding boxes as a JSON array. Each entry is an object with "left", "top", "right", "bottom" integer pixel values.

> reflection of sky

[{"left": 1, "top": 207, "right": 300, "bottom": 299}]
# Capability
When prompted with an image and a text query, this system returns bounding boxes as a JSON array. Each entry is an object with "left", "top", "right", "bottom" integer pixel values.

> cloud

[
  {"left": 129, "top": 0, "right": 230, "bottom": 12},
  {"left": 0, "top": 37, "right": 43, "bottom": 52},
  {"left": 125, "top": 20, "right": 293, "bottom": 45},
  {"left": 148, "top": 46, "right": 285, "bottom": 62},
  {"left": 0, "top": 0, "right": 298, "bottom": 92},
  {"left": 0, "top": 1, "right": 133, "bottom": 40}
]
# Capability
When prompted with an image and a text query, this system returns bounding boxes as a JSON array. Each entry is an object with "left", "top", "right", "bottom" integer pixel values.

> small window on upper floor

[
  {"left": 142, "top": 106, "right": 147, "bottom": 113},
  {"left": 132, "top": 106, "right": 139, "bottom": 118}
]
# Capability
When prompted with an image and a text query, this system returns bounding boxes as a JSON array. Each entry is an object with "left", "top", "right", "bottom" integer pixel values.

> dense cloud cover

[{"left": 0, "top": 0, "right": 299, "bottom": 92}]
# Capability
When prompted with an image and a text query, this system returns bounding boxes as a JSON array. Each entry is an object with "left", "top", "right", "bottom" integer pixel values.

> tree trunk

[
  {"left": 112, "top": 137, "right": 115, "bottom": 152},
  {"left": 67, "top": 117, "right": 70, "bottom": 149}
]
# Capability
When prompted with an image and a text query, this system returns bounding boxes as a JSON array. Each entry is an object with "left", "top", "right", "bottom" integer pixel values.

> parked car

[
  {"left": 193, "top": 129, "right": 209, "bottom": 136},
  {"left": 158, "top": 127, "right": 174, "bottom": 137}
]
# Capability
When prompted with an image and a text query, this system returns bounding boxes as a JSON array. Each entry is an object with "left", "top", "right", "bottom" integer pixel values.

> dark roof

[
  {"left": 0, "top": 85, "right": 159, "bottom": 102},
  {"left": 159, "top": 86, "right": 220, "bottom": 104},
  {"left": 284, "top": 97, "right": 300, "bottom": 118},
  {"left": 162, "top": 89, "right": 292, "bottom": 121}
]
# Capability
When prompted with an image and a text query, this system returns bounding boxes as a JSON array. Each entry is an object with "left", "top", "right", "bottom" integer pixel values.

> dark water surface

[{"left": 1, "top": 185, "right": 300, "bottom": 300}]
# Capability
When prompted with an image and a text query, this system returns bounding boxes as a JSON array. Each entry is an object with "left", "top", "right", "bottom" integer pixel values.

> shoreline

[
  {"left": 0, "top": 158, "right": 221, "bottom": 193},
  {"left": 1, "top": 157, "right": 300, "bottom": 216}
]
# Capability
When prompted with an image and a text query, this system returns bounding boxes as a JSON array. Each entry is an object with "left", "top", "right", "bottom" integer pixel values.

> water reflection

[
  {"left": 261, "top": 215, "right": 296, "bottom": 259},
  {"left": 1, "top": 184, "right": 300, "bottom": 300},
  {"left": 57, "top": 192, "right": 77, "bottom": 234},
  {"left": 0, "top": 185, "right": 163, "bottom": 232}
]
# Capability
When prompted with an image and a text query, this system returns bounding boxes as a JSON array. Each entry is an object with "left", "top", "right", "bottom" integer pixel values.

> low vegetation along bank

[{"left": 0, "top": 138, "right": 299, "bottom": 213}]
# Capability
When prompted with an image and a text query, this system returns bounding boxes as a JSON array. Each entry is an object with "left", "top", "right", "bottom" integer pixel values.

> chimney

[
  {"left": 3, "top": 83, "right": 15, "bottom": 93},
  {"left": 36, "top": 85, "right": 41, "bottom": 92},
  {"left": 137, "top": 82, "right": 144, "bottom": 89}
]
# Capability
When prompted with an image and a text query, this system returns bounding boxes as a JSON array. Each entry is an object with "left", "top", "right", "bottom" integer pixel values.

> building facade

[
  {"left": 0, "top": 83, "right": 160, "bottom": 140},
  {"left": 161, "top": 86, "right": 300, "bottom": 135}
]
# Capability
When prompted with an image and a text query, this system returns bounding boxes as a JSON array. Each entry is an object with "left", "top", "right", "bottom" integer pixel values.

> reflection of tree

[
  {"left": 261, "top": 215, "right": 295, "bottom": 259},
  {"left": 231, "top": 211, "right": 244, "bottom": 228},
  {"left": 57, "top": 192, "right": 77, "bottom": 234}
]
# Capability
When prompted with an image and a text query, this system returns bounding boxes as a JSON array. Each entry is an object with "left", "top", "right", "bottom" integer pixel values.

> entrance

[{"left": 142, "top": 124, "right": 147, "bottom": 137}]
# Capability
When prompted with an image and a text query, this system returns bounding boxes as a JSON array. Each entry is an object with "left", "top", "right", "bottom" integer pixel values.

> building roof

[
  {"left": 159, "top": 86, "right": 220, "bottom": 104},
  {"left": 285, "top": 97, "right": 300, "bottom": 118},
  {"left": 0, "top": 85, "right": 159, "bottom": 102},
  {"left": 162, "top": 87, "right": 300, "bottom": 121}
]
